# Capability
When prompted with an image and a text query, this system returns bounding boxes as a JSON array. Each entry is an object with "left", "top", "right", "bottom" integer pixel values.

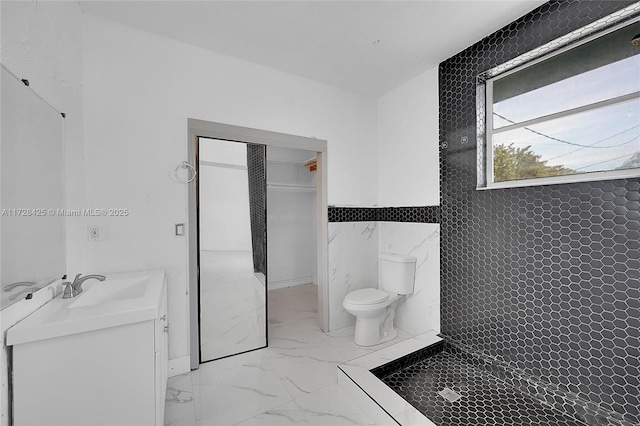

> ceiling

[{"left": 79, "top": 0, "right": 548, "bottom": 97}]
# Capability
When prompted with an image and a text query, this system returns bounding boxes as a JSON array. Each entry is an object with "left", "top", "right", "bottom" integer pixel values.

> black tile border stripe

[
  {"left": 328, "top": 205, "right": 440, "bottom": 223},
  {"left": 380, "top": 206, "right": 440, "bottom": 223},
  {"left": 328, "top": 206, "right": 378, "bottom": 222}
]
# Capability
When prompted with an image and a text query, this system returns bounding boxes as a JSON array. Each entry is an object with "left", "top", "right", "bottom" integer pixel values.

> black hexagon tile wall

[{"left": 440, "top": 1, "right": 640, "bottom": 425}]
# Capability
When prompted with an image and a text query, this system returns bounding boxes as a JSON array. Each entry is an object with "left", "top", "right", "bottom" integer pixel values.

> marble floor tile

[
  {"left": 191, "top": 348, "right": 274, "bottom": 386},
  {"left": 268, "top": 285, "right": 318, "bottom": 323},
  {"left": 267, "top": 284, "right": 327, "bottom": 349},
  {"left": 200, "top": 250, "right": 266, "bottom": 361},
  {"left": 295, "top": 384, "right": 376, "bottom": 425},
  {"left": 267, "top": 322, "right": 329, "bottom": 349},
  {"left": 165, "top": 373, "right": 196, "bottom": 426},
  {"left": 323, "top": 324, "right": 412, "bottom": 360},
  {"left": 267, "top": 345, "right": 347, "bottom": 399},
  {"left": 234, "top": 401, "right": 310, "bottom": 425},
  {"left": 166, "top": 283, "right": 376, "bottom": 426},
  {"left": 166, "top": 402, "right": 198, "bottom": 426},
  {"left": 193, "top": 354, "right": 292, "bottom": 425}
]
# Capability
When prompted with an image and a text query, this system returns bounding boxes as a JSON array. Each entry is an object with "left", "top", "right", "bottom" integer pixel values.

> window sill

[{"left": 477, "top": 168, "right": 640, "bottom": 190}]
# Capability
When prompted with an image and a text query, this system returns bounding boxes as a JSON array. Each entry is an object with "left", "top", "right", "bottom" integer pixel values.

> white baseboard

[
  {"left": 168, "top": 356, "right": 191, "bottom": 377},
  {"left": 268, "top": 276, "right": 313, "bottom": 290}
]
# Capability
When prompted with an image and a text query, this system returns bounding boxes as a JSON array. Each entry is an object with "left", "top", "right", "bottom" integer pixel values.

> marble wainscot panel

[
  {"left": 379, "top": 222, "right": 440, "bottom": 335},
  {"left": 328, "top": 222, "right": 378, "bottom": 331}
]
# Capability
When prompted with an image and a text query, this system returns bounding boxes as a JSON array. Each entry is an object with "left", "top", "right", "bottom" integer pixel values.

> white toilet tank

[{"left": 378, "top": 252, "right": 417, "bottom": 295}]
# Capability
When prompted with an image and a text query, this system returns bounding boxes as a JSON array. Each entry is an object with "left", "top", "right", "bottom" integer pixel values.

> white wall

[
  {"left": 329, "top": 67, "right": 441, "bottom": 333},
  {"left": 268, "top": 189, "right": 317, "bottom": 287},
  {"left": 377, "top": 67, "right": 439, "bottom": 207},
  {"left": 0, "top": 7, "right": 441, "bottom": 404},
  {"left": 374, "top": 67, "right": 441, "bottom": 335},
  {"left": 0, "top": 2, "right": 84, "bottom": 424},
  {"left": 199, "top": 165, "right": 252, "bottom": 251},
  {"left": 198, "top": 140, "right": 252, "bottom": 252},
  {"left": 267, "top": 147, "right": 317, "bottom": 288},
  {"left": 78, "top": 14, "right": 378, "bottom": 364}
]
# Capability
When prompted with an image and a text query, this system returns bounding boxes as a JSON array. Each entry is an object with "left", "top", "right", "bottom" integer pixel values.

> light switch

[
  {"left": 175, "top": 223, "right": 185, "bottom": 236},
  {"left": 88, "top": 226, "right": 102, "bottom": 242}
]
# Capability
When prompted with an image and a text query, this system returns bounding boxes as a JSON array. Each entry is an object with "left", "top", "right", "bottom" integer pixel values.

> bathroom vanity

[{"left": 6, "top": 270, "right": 168, "bottom": 426}]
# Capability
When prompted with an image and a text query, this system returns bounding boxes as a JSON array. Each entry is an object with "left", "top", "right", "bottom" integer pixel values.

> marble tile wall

[
  {"left": 379, "top": 222, "right": 440, "bottom": 335},
  {"left": 327, "top": 220, "right": 441, "bottom": 335},
  {"left": 327, "top": 222, "right": 378, "bottom": 331}
]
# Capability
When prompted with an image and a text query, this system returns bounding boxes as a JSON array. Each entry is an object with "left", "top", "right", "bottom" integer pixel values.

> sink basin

[
  {"left": 6, "top": 270, "right": 166, "bottom": 346},
  {"left": 69, "top": 277, "right": 149, "bottom": 308}
]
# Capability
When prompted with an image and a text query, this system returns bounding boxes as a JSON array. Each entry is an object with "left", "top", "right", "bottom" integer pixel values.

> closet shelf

[
  {"left": 304, "top": 158, "right": 317, "bottom": 172},
  {"left": 266, "top": 157, "right": 317, "bottom": 172},
  {"left": 267, "top": 182, "right": 317, "bottom": 193},
  {"left": 267, "top": 159, "right": 303, "bottom": 166}
]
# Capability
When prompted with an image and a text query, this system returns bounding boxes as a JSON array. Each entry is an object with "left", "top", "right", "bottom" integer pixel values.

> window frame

[{"left": 477, "top": 5, "right": 640, "bottom": 190}]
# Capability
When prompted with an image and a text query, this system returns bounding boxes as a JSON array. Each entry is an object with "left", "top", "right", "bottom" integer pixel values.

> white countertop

[{"left": 6, "top": 269, "right": 166, "bottom": 346}]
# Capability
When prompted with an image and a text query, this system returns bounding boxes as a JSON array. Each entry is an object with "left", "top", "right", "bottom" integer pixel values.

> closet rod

[{"left": 267, "top": 183, "right": 316, "bottom": 192}]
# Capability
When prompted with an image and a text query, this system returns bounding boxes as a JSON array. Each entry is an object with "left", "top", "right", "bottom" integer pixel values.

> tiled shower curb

[{"left": 337, "top": 331, "right": 442, "bottom": 426}]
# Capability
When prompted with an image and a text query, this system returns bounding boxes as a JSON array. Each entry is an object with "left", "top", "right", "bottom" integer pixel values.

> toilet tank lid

[
  {"left": 378, "top": 252, "right": 417, "bottom": 263},
  {"left": 345, "top": 288, "right": 390, "bottom": 305}
]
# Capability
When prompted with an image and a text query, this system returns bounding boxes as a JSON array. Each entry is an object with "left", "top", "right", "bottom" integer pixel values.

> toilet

[{"left": 342, "top": 252, "right": 417, "bottom": 346}]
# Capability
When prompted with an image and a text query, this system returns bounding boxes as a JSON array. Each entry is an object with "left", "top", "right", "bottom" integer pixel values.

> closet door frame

[{"left": 187, "top": 119, "right": 328, "bottom": 370}]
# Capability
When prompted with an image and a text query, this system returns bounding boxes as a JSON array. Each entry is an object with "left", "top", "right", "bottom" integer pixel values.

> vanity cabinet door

[{"left": 12, "top": 321, "right": 156, "bottom": 426}]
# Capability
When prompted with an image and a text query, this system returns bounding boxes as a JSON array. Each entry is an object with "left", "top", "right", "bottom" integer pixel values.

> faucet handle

[{"left": 62, "top": 281, "right": 74, "bottom": 299}]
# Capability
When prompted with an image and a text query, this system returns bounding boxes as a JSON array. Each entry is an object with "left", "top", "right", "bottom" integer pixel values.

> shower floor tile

[{"left": 376, "top": 348, "right": 586, "bottom": 426}]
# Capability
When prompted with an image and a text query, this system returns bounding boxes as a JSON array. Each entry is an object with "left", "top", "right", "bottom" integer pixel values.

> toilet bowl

[
  {"left": 342, "top": 288, "right": 400, "bottom": 346},
  {"left": 342, "top": 253, "right": 417, "bottom": 347}
]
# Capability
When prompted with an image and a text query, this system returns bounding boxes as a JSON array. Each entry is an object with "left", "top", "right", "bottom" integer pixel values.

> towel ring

[{"left": 174, "top": 161, "right": 197, "bottom": 183}]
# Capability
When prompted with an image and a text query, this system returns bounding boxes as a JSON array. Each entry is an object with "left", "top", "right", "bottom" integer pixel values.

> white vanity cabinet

[{"left": 8, "top": 270, "right": 168, "bottom": 426}]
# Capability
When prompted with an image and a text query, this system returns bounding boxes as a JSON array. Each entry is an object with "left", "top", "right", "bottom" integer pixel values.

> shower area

[{"left": 340, "top": 2, "right": 640, "bottom": 426}]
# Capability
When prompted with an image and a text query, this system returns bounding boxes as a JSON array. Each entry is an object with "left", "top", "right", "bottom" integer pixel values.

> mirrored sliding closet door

[{"left": 197, "top": 137, "right": 267, "bottom": 362}]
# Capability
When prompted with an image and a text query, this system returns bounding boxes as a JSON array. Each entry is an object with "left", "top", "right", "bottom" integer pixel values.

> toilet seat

[{"left": 344, "top": 288, "right": 389, "bottom": 305}]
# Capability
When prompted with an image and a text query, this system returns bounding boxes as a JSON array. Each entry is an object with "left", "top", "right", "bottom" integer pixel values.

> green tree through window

[
  {"left": 493, "top": 144, "right": 575, "bottom": 182},
  {"left": 618, "top": 151, "right": 640, "bottom": 169}
]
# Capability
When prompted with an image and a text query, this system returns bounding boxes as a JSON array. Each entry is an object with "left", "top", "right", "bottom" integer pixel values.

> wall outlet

[{"left": 88, "top": 226, "right": 102, "bottom": 242}]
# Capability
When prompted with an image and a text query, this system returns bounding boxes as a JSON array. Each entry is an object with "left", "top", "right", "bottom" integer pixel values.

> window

[{"left": 477, "top": 7, "right": 640, "bottom": 189}]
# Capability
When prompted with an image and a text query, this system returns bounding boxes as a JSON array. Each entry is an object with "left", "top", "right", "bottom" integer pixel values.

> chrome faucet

[{"left": 62, "top": 274, "right": 106, "bottom": 299}]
